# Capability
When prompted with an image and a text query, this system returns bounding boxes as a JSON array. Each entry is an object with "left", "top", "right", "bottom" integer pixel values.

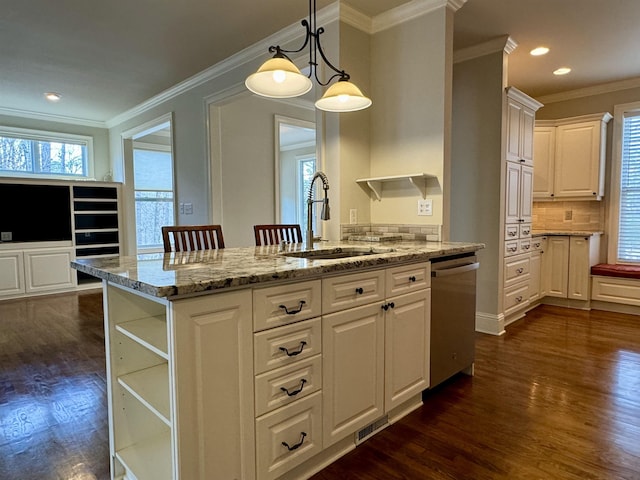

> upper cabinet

[
  {"left": 533, "top": 113, "right": 612, "bottom": 200},
  {"left": 506, "top": 90, "right": 538, "bottom": 166}
]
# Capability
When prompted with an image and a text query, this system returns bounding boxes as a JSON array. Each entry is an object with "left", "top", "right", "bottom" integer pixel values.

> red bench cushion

[{"left": 591, "top": 263, "right": 640, "bottom": 279}]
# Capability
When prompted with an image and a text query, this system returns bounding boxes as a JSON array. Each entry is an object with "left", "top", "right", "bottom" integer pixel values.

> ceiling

[{"left": 2, "top": 0, "right": 639, "bottom": 126}]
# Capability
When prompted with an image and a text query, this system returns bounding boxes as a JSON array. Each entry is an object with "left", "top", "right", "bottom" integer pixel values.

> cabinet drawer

[
  {"left": 255, "top": 355, "right": 322, "bottom": 417},
  {"left": 504, "top": 240, "right": 519, "bottom": 257},
  {"left": 518, "top": 239, "right": 531, "bottom": 255},
  {"left": 253, "top": 280, "right": 321, "bottom": 332},
  {"left": 505, "top": 224, "right": 519, "bottom": 240},
  {"left": 519, "top": 224, "right": 532, "bottom": 238},
  {"left": 504, "top": 281, "right": 529, "bottom": 315},
  {"left": 531, "top": 237, "right": 545, "bottom": 251},
  {"left": 504, "top": 254, "right": 530, "bottom": 287},
  {"left": 254, "top": 318, "right": 321, "bottom": 375},
  {"left": 385, "top": 262, "right": 430, "bottom": 296},
  {"left": 322, "top": 270, "right": 385, "bottom": 314},
  {"left": 256, "top": 391, "right": 323, "bottom": 480}
]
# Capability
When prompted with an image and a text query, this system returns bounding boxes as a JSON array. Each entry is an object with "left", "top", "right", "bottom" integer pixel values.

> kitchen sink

[{"left": 280, "top": 247, "right": 394, "bottom": 260}]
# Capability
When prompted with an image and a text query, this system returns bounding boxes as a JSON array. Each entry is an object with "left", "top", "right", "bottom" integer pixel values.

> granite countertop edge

[
  {"left": 531, "top": 230, "right": 604, "bottom": 237},
  {"left": 72, "top": 240, "right": 484, "bottom": 299}
]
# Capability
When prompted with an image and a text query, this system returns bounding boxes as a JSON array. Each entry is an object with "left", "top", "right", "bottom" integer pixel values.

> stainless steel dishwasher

[{"left": 430, "top": 253, "right": 479, "bottom": 388}]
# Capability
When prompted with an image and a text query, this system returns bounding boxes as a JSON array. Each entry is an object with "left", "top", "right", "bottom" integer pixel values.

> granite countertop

[
  {"left": 71, "top": 240, "right": 484, "bottom": 299},
  {"left": 531, "top": 230, "right": 603, "bottom": 237}
]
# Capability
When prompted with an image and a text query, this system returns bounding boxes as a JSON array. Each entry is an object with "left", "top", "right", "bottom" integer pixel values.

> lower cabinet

[
  {"left": 0, "top": 245, "right": 76, "bottom": 299},
  {"left": 102, "top": 261, "right": 433, "bottom": 480},
  {"left": 543, "top": 235, "right": 600, "bottom": 302}
]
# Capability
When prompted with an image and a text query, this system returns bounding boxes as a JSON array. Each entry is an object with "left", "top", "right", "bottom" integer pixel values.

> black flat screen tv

[{"left": 0, "top": 183, "right": 72, "bottom": 242}]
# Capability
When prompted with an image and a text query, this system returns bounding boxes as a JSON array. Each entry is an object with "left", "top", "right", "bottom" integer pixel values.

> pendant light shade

[
  {"left": 245, "top": 56, "right": 313, "bottom": 98},
  {"left": 315, "top": 79, "right": 372, "bottom": 112}
]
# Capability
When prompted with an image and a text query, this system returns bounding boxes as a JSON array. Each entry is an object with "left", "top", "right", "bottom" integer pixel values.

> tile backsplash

[
  {"left": 532, "top": 201, "right": 604, "bottom": 232},
  {"left": 341, "top": 224, "right": 442, "bottom": 242}
]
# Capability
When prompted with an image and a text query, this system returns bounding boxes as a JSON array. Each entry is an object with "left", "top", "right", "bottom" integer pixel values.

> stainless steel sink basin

[{"left": 280, "top": 247, "right": 394, "bottom": 260}]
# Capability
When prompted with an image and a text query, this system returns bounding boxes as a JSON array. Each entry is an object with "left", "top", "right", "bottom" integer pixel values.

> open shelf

[
  {"left": 115, "top": 431, "right": 172, "bottom": 480},
  {"left": 356, "top": 173, "right": 437, "bottom": 200},
  {"left": 116, "top": 316, "right": 169, "bottom": 359},
  {"left": 118, "top": 364, "right": 171, "bottom": 426}
]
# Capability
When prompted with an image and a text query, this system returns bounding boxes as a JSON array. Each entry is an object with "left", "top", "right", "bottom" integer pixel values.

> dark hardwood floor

[{"left": 1, "top": 292, "right": 639, "bottom": 480}]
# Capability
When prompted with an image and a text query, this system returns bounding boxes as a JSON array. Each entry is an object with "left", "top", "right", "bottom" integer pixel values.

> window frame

[
  {"left": 0, "top": 125, "right": 94, "bottom": 180},
  {"left": 608, "top": 100, "right": 640, "bottom": 264}
]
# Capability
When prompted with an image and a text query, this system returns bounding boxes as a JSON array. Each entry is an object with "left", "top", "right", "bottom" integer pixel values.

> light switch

[
  {"left": 349, "top": 209, "right": 357, "bottom": 224},
  {"left": 184, "top": 203, "right": 193, "bottom": 215}
]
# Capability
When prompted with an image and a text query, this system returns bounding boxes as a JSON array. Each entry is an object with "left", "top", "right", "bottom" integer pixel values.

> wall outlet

[
  {"left": 565, "top": 210, "right": 573, "bottom": 220},
  {"left": 417, "top": 199, "right": 433, "bottom": 216},
  {"left": 1, "top": 231, "right": 12, "bottom": 242},
  {"left": 349, "top": 209, "right": 357, "bottom": 225}
]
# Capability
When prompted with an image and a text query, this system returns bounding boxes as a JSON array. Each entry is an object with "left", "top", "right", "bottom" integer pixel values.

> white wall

[
  {"left": 368, "top": 7, "right": 453, "bottom": 227},
  {"left": 209, "top": 94, "right": 315, "bottom": 247}
]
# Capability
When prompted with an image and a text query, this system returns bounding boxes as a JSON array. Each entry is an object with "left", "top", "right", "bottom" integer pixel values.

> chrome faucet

[{"left": 306, "top": 171, "right": 330, "bottom": 246}]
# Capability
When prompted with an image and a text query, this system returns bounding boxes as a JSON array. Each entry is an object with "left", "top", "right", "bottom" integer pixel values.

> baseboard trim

[
  {"left": 476, "top": 312, "right": 505, "bottom": 336},
  {"left": 541, "top": 297, "right": 591, "bottom": 310},
  {"left": 590, "top": 300, "right": 640, "bottom": 316}
]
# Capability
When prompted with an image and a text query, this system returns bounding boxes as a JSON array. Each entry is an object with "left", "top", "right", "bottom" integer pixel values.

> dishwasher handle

[{"left": 431, "top": 262, "right": 479, "bottom": 277}]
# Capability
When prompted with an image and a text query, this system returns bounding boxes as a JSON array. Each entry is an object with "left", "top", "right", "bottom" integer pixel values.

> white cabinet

[
  {"left": 322, "top": 263, "right": 430, "bottom": 448},
  {"left": 0, "top": 250, "right": 24, "bottom": 297},
  {"left": 543, "top": 235, "right": 601, "bottom": 302},
  {"left": 505, "top": 161, "right": 533, "bottom": 225},
  {"left": 533, "top": 113, "right": 612, "bottom": 200},
  {"left": 530, "top": 236, "right": 546, "bottom": 302},
  {"left": 506, "top": 93, "right": 536, "bottom": 166},
  {"left": 24, "top": 247, "right": 76, "bottom": 293},
  {"left": 0, "top": 245, "right": 75, "bottom": 298}
]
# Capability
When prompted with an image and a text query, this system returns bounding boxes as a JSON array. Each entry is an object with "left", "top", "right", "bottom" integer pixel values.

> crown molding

[
  {"left": 536, "top": 77, "right": 640, "bottom": 105},
  {"left": 0, "top": 106, "right": 107, "bottom": 129},
  {"left": 340, "top": 3, "right": 372, "bottom": 33},
  {"left": 106, "top": 4, "right": 339, "bottom": 128},
  {"left": 372, "top": 0, "right": 460, "bottom": 34},
  {"left": 506, "top": 86, "right": 544, "bottom": 111},
  {"left": 536, "top": 112, "right": 613, "bottom": 126},
  {"left": 453, "top": 35, "right": 517, "bottom": 64}
]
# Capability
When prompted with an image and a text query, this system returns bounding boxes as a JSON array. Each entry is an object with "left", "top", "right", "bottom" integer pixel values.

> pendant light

[{"left": 245, "top": 0, "right": 371, "bottom": 113}]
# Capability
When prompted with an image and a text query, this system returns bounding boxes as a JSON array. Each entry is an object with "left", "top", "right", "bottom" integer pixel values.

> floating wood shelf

[{"left": 356, "top": 173, "right": 437, "bottom": 200}]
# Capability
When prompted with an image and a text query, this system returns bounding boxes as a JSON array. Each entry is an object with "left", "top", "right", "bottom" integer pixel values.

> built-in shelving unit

[
  {"left": 355, "top": 173, "right": 437, "bottom": 200},
  {"left": 107, "top": 284, "right": 173, "bottom": 480},
  {"left": 72, "top": 185, "right": 121, "bottom": 285}
]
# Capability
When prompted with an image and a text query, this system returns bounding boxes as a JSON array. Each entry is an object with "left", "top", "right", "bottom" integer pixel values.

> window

[
  {"left": 0, "top": 126, "right": 92, "bottom": 179},
  {"left": 133, "top": 147, "right": 174, "bottom": 251},
  {"left": 298, "top": 156, "right": 317, "bottom": 231},
  {"left": 618, "top": 111, "right": 640, "bottom": 262}
]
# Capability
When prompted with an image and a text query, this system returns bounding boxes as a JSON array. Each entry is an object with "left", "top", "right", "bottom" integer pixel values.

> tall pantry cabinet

[{"left": 502, "top": 87, "right": 543, "bottom": 323}]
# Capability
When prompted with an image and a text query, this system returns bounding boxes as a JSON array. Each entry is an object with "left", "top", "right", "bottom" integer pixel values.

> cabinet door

[
  {"left": 0, "top": 251, "right": 25, "bottom": 297},
  {"left": 519, "top": 164, "right": 534, "bottom": 223},
  {"left": 533, "top": 126, "right": 556, "bottom": 198},
  {"left": 384, "top": 289, "right": 430, "bottom": 412},
  {"left": 24, "top": 247, "right": 76, "bottom": 293},
  {"left": 172, "top": 290, "right": 256, "bottom": 480},
  {"left": 546, "top": 236, "right": 569, "bottom": 298},
  {"left": 322, "top": 303, "right": 384, "bottom": 448},
  {"left": 521, "top": 107, "right": 536, "bottom": 165},
  {"left": 506, "top": 99, "right": 524, "bottom": 163},
  {"left": 505, "top": 162, "right": 521, "bottom": 224},
  {"left": 554, "top": 121, "right": 601, "bottom": 198},
  {"left": 529, "top": 251, "right": 541, "bottom": 302},
  {"left": 568, "top": 237, "right": 591, "bottom": 300}
]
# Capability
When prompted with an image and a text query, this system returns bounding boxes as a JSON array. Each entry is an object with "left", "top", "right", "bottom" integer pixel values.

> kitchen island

[{"left": 72, "top": 240, "right": 483, "bottom": 480}]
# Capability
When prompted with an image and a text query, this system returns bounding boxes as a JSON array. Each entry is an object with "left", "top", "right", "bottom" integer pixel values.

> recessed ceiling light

[
  {"left": 530, "top": 46, "right": 550, "bottom": 56},
  {"left": 553, "top": 67, "right": 572, "bottom": 76},
  {"left": 44, "top": 92, "right": 62, "bottom": 102}
]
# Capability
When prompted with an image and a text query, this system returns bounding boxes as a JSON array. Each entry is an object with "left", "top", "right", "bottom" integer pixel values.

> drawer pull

[
  {"left": 515, "top": 296, "right": 523, "bottom": 303},
  {"left": 522, "top": 245, "right": 530, "bottom": 250},
  {"left": 281, "top": 379, "right": 307, "bottom": 397},
  {"left": 522, "top": 229, "right": 530, "bottom": 235},
  {"left": 508, "top": 247, "right": 517, "bottom": 252},
  {"left": 279, "top": 341, "right": 307, "bottom": 357},
  {"left": 381, "top": 302, "right": 395, "bottom": 311},
  {"left": 279, "top": 300, "right": 306, "bottom": 315},
  {"left": 282, "top": 432, "right": 307, "bottom": 451},
  {"left": 355, "top": 287, "right": 364, "bottom": 295},
  {"left": 516, "top": 268, "right": 524, "bottom": 274},
  {"left": 409, "top": 276, "right": 417, "bottom": 282},
  {"left": 508, "top": 231, "right": 517, "bottom": 237}
]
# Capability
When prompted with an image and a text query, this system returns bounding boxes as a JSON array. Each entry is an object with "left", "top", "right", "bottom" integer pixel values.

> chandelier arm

[{"left": 314, "top": 27, "right": 350, "bottom": 83}]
